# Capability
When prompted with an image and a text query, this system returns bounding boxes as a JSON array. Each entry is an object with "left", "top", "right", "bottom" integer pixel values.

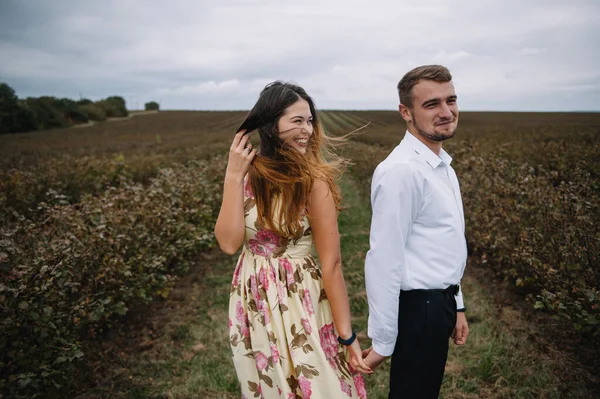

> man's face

[{"left": 400, "top": 80, "right": 459, "bottom": 142}]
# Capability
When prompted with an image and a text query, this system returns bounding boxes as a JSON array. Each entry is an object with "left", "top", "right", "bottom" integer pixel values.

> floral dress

[{"left": 228, "top": 179, "right": 367, "bottom": 399}]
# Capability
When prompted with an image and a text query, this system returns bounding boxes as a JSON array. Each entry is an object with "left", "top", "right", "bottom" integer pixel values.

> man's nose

[{"left": 439, "top": 103, "right": 453, "bottom": 118}]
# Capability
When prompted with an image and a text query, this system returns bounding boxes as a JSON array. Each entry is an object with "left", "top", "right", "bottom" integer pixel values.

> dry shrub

[{"left": 0, "top": 157, "right": 226, "bottom": 398}]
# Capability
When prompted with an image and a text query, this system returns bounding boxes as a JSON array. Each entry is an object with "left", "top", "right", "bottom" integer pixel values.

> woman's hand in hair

[{"left": 226, "top": 130, "right": 257, "bottom": 182}]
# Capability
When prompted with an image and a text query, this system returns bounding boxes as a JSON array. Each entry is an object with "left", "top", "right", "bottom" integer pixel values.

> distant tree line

[
  {"left": 145, "top": 101, "right": 160, "bottom": 111},
  {"left": 0, "top": 83, "right": 158, "bottom": 134}
]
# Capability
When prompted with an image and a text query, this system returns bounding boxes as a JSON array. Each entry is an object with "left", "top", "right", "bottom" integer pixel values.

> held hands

[
  {"left": 347, "top": 338, "right": 373, "bottom": 375},
  {"left": 361, "top": 346, "right": 387, "bottom": 371},
  {"left": 226, "top": 130, "right": 257, "bottom": 181}
]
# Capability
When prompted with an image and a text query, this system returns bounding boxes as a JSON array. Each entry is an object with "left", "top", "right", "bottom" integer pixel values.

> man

[{"left": 362, "top": 65, "right": 470, "bottom": 398}]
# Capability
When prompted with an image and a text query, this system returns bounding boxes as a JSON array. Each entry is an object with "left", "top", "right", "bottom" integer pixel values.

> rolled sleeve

[{"left": 365, "top": 164, "right": 421, "bottom": 357}]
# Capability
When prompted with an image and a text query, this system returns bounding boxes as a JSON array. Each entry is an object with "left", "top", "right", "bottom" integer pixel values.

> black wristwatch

[{"left": 337, "top": 331, "right": 357, "bottom": 346}]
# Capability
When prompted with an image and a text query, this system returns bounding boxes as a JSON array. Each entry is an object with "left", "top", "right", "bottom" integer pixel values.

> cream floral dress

[{"left": 228, "top": 179, "right": 367, "bottom": 399}]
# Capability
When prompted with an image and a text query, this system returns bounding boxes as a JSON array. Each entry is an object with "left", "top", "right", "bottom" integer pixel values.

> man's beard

[{"left": 413, "top": 114, "right": 456, "bottom": 142}]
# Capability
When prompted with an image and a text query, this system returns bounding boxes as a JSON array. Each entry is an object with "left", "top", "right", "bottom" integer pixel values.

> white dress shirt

[{"left": 365, "top": 131, "right": 468, "bottom": 356}]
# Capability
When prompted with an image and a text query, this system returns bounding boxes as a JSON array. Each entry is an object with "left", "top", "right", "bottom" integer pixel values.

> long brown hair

[{"left": 237, "top": 81, "right": 347, "bottom": 238}]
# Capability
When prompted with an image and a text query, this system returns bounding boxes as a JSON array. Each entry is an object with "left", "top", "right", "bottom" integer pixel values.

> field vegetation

[{"left": 0, "top": 110, "right": 598, "bottom": 398}]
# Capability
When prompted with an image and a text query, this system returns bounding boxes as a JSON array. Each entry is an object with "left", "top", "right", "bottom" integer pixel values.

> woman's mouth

[{"left": 293, "top": 138, "right": 309, "bottom": 147}]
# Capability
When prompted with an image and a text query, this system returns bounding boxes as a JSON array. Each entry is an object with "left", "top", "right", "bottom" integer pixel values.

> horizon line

[{"left": 134, "top": 109, "right": 600, "bottom": 113}]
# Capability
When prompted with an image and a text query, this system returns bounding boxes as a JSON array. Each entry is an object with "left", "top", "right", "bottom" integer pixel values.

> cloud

[
  {"left": 433, "top": 51, "right": 472, "bottom": 64},
  {"left": 0, "top": 0, "right": 599, "bottom": 110},
  {"left": 517, "top": 48, "right": 547, "bottom": 56}
]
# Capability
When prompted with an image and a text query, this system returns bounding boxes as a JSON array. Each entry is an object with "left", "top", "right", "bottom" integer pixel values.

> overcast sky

[{"left": 1, "top": 0, "right": 599, "bottom": 111}]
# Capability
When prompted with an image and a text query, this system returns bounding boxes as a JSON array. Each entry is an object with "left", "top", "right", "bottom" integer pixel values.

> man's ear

[{"left": 399, "top": 103, "right": 412, "bottom": 123}]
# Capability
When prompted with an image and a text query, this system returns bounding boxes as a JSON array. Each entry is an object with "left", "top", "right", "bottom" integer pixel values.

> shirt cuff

[
  {"left": 372, "top": 340, "right": 395, "bottom": 357},
  {"left": 455, "top": 285, "right": 465, "bottom": 310}
]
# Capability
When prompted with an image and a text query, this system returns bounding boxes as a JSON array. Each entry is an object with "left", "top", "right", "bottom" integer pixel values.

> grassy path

[{"left": 80, "top": 173, "right": 593, "bottom": 398}]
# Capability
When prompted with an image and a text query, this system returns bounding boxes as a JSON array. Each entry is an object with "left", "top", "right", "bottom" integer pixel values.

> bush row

[
  {"left": 455, "top": 143, "right": 599, "bottom": 336},
  {"left": 0, "top": 156, "right": 226, "bottom": 398}
]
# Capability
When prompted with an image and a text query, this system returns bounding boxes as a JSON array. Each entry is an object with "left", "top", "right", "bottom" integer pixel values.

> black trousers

[{"left": 388, "top": 288, "right": 457, "bottom": 399}]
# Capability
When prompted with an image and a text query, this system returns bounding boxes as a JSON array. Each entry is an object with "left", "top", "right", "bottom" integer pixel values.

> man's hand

[
  {"left": 452, "top": 312, "right": 469, "bottom": 345},
  {"left": 362, "top": 346, "right": 387, "bottom": 370}
]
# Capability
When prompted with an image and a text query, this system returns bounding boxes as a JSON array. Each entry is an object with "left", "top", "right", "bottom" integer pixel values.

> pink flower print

[
  {"left": 228, "top": 317, "right": 233, "bottom": 331},
  {"left": 232, "top": 253, "right": 244, "bottom": 286},
  {"left": 298, "top": 376, "right": 312, "bottom": 399},
  {"left": 319, "top": 322, "right": 338, "bottom": 369},
  {"left": 279, "top": 258, "right": 295, "bottom": 286},
  {"left": 255, "top": 229, "right": 280, "bottom": 245},
  {"left": 258, "top": 267, "right": 269, "bottom": 291},
  {"left": 255, "top": 351, "right": 269, "bottom": 371},
  {"left": 302, "top": 289, "right": 315, "bottom": 316},
  {"left": 250, "top": 275, "right": 260, "bottom": 304},
  {"left": 288, "top": 393, "right": 295, "bottom": 399},
  {"left": 268, "top": 263, "right": 277, "bottom": 284},
  {"left": 248, "top": 229, "right": 280, "bottom": 256},
  {"left": 277, "top": 281, "right": 287, "bottom": 305},
  {"left": 277, "top": 386, "right": 282, "bottom": 395},
  {"left": 353, "top": 374, "right": 367, "bottom": 398},
  {"left": 236, "top": 301, "right": 245, "bottom": 322},
  {"left": 301, "top": 318, "right": 312, "bottom": 335},
  {"left": 270, "top": 342, "right": 280, "bottom": 363},
  {"left": 248, "top": 239, "right": 276, "bottom": 257},
  {"left": 240, "top": 323, "right": 249, "bottom": 338},
  {"left": 339, "top": 377, "right": 352, "bottom": 397},
  {"left": 257, "top": 299, "right": 270, "bottom": 324},
  {"left": 236, "top": 301, "right": 250, "bottom": 337},
  {"left": 244, "top": 179, "right": 254, "bottom": 198},
  {"left": 348, "top": 361, "right": 356, "bottom": 374}
]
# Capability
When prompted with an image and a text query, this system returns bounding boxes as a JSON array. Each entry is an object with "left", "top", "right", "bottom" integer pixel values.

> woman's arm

[
  {"left": 307, "top": 180, "right": 352, "bottom": 338},
  {"left": 214, "top": 131, "right": 256, "bottom": 254},
  {"left": 308, "top": 180, "right": 371, "bottom": 374}
]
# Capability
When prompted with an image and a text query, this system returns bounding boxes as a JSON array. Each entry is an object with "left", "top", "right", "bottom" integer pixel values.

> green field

[{"left": 1, "top": 111, "right": 599, "bottom": 398}]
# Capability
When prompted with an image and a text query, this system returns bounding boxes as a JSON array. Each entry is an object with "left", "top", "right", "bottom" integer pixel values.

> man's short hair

[{"left": 397, "top": 65, "right": 452, "bottom": 109}]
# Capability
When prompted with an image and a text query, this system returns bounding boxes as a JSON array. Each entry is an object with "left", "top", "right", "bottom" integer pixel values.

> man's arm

[{"left": 365, "top": 163, "right": 421, "bottom": 358}]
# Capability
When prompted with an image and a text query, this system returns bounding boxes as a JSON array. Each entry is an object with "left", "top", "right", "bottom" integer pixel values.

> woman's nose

[{"left": 302, "top": 122, "right": 313, "bottom": 135}]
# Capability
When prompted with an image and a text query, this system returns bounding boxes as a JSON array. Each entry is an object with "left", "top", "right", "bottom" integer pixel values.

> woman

[{"left": 215, "top": 81, "right": 370, "bottom": 398}]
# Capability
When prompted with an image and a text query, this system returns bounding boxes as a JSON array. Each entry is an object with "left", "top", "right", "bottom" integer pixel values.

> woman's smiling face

[{"left": 276, "top": 98, "right": 313, "bottom": 154}]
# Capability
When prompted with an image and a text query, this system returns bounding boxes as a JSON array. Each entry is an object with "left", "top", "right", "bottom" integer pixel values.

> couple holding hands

[{"left": 215, "top": 64, "right": 469, "bottom": 399}]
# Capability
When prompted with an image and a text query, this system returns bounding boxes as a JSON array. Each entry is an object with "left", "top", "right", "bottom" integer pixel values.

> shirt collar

[{"left": 403, "top": 131, "right": 453, "bottom": 169}]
